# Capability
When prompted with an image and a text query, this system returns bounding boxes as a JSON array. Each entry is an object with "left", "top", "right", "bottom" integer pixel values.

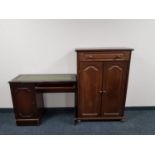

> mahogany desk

[{"left": 9, "top": 74, "right": 77, "bottom": 126}]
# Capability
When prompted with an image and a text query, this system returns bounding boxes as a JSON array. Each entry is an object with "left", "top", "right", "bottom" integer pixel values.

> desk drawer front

[
  {"left": 35, "top": 83, "right": 76, "bottom": 92},
  {"left": 79, "top": 52, "right": 130, "bottom": 61}
]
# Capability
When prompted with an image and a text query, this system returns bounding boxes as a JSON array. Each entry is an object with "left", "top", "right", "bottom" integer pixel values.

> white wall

[{"left": 0, "top": 19, "right": 155, "bottom": 108}]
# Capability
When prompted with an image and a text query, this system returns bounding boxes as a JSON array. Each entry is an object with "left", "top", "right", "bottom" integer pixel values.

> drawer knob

[
  {"left": 114, "top": 55, "right": 122, "bottom": 59},
  {"left": 87, "top": 55, "right": 93, "bottom": 58}
]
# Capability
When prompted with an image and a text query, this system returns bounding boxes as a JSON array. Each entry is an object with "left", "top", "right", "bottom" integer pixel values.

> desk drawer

[
  {"left": 35, "top": 83, "right": 76, "bottom": 92},
  {"left": 79, "top": 52, "right": 130, "bottom": 61}
]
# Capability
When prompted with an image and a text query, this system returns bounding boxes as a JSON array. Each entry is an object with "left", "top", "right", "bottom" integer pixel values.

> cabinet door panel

[
  {"left": 13, "top": 86, "right": 37, "bottom": 118},
  {"left": 78, "top": 62, "right": 102, "bottom": 117},
  {"left": 102, "top": 61, "right": 128, "bottom": 117}
]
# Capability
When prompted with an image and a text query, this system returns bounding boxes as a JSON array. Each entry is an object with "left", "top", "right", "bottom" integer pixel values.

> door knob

[
  {"left": 102, "top": 90, "right": 107, "bottom": 93},
  {"left": 99, "top": 90, "right": 103, "bottom": 94}
]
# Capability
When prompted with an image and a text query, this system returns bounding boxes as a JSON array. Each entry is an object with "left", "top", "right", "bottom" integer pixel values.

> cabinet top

[
  {"left": 75, "top": 47, "right": 134, "bottom": 52},
  {"left": 9, "top": 74, "right": 77, "bottom": 83}
]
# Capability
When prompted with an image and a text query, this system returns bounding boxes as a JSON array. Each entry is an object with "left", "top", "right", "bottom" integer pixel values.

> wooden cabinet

[
  {"left": 76, "top": 48, "right": 133, "bottom": 121},
  {"left": 9, "top": 83, "right": 43, "bottom": 125}
]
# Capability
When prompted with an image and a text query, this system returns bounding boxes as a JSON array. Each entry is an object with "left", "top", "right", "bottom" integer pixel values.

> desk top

[
  {"left": 76, "top": 47, "right": 134, "bottom": 52},
  {"left": 10, "top": 74, "right": 76, "bottom": 83}
]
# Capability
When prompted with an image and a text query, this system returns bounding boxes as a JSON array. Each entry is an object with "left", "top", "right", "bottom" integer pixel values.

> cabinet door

[
  {"left": 11, "top": 84, "right": 37, "bottom": 119},
  {"left": 78, "top": 62, "right": 102, "bottom": 118},
  {"left": 102, "top": 61, "right": 128, "bottom": 117}
]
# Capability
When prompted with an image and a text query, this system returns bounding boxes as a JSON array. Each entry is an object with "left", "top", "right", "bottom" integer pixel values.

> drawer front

[
  {"left": 79, "top": 52, "right": 130, "bottom": 61},
  {"left": 34, "top": 83, "right": 76, "bottom": 92}
]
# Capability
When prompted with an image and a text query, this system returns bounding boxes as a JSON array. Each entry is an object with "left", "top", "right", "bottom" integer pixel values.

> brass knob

[
  {"left": 88, "top": 55, "right": 93, "bottom": 58},
  {"left": 103, "top": 90, "right": 107, "bottom": 93},
  {"left": 114, "top": 55, "right": 122, "bottom": 59},
  {"left": 99, "top": 90, "right": 103, "bottom": 94}
]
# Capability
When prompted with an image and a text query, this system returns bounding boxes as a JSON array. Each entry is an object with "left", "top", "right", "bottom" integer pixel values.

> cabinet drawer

[{"left": 79, "top": 52, "right": 130, "bottom": 61}]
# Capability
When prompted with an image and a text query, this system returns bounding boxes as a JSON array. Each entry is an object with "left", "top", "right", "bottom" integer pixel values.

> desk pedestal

[{"left": 10, "top": 83, "right": 44, "bottom": 125}]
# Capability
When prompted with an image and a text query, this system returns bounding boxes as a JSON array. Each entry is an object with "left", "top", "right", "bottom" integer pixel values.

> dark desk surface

[{"left": 10, "top": 74, "right": 77, "bottom": 83}]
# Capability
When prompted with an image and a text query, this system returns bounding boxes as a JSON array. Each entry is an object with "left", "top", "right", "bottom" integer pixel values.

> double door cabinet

[{"left": 76, "top": 48, "right": 133, "bottom": 121}]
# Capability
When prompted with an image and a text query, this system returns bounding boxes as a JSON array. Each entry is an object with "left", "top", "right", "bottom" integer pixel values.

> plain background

[{"left": 0, "top": 19, "right": 155, "bottom": 108}]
